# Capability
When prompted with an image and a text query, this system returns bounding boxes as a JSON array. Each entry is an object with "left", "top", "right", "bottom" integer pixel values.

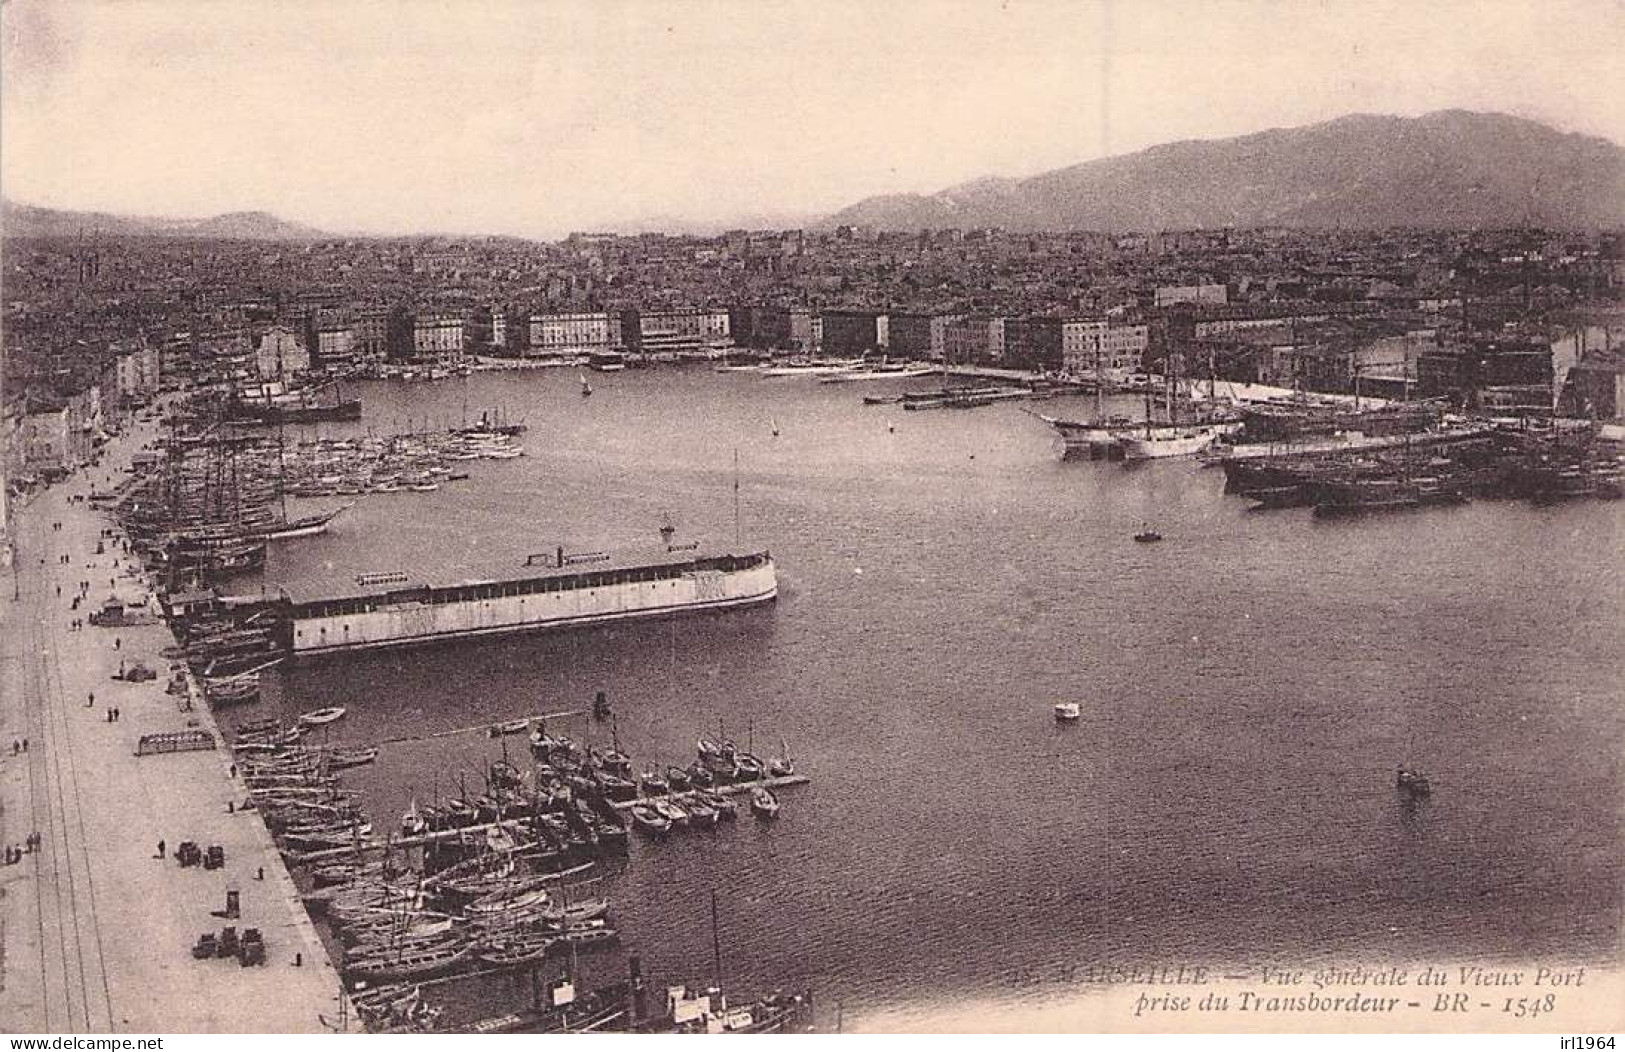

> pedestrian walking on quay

[
  {"left": 87, "top": 691, "right": 95, "bottom": 708},
  {"left": 113, "top": 708, "right": 120, "bottom": 722},
  {"left": 156, "top": 839, "right": 165, "bottom": 860},
  {"left": 115, "top": 637, "right": 121, "bottom": 651}
]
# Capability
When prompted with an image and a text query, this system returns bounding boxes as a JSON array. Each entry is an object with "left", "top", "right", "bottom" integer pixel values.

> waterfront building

[
  {"left": 622, "top": 308, "right": 731, "bottom": 357},
  {"left": 310, "top": 324, "right": 356, "bottom": 367},
  {"left": 1558, "top": 350, "right": 1625, "bottom": 420},
  {"left": 111, "top": 341, "right": 162, "bottom": 405},
  {"left": 944, "top": 316, "right": 1006, "bottom": 364},
  {"left": 386, "top": 310, "right": 465, "bottom": 361},
  {"left": 887, "top": 312, "right": 962, "bottom": 360},
  {"left": 413, "top": 313, "right": 465, "bottom": 360},
  {"left": 353, "top": 308, "right": 390, "bottom": 359},
  {"left": 1003, "top": 317, "right": 1066, "bottom": 371},
  {"left": 729, "top": 305, "right": 814, "bottom": 352},
  {"left": 1006, "top": 317, "right": 1144, "bottom": 374},
  {"left": 517, "top": 311, "right": 614, "bottom": 355},
  {"left": 254, "top": 326, "right": 309, "bottom": 381},
  {"left": 820, "top": 310, "right": 883, "bottom": 357}
]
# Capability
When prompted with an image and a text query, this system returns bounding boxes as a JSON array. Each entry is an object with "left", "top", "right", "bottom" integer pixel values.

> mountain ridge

[
  {"left": 822, "top": 110, "right": 1625, "bottom": 232},
  {"left": 1, "top": 200, "right": 328, "bottom": 240}
]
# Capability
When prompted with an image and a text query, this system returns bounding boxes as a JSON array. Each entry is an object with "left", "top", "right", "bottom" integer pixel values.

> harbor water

[{"left": 240, "top": 367, "right": 1623, "bottom": 1029}]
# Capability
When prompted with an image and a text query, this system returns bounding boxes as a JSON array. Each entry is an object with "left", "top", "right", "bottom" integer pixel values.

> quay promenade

[{"left": 0, "top": 420, "right": 348, "bottom": 1033}]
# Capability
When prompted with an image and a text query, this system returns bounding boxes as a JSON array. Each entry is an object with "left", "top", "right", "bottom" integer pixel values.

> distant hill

[
  {"left": 2, "top": 200, "right": 327, "bottom": 240},
  {"left": 823, "top": 110, "right": 1625, "bottom": 232}
]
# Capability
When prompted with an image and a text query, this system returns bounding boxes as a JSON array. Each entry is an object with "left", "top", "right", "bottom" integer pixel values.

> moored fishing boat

[
  {"left": 750, "top": 787, "right": 780, "bottom": 818},
  {"left": 630, "top": 805, "right": 670, "bottom": 837},
  {"left": 299, "top": 706, "right": 347, "bottom": 726},
  {"left": 651, "top": 799, "right": 689, "bottom": 827},
  {"left": 326, "top": 746, "right": 379, "bottom": 770},
  {"left": 465, "top": 886, "right": 551, "bottom": 917},
  {"left": 343, "top": 940, "right": 471, "bottom": 983},
  {"left": 475, "top": 930, "right": 558, "bottom": 968}
]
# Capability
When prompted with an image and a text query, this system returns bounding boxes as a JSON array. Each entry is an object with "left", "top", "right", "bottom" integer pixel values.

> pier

[
  {"left": 281, "top": 774, "right": 812, "bottom": 865},
  {"left": 0, "top": 413, "right": 351, "bottom": 1032}
]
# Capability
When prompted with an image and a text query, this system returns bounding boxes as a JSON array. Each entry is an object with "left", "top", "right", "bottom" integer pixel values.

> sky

[{"left": 3, "top": 0, "right": 1623, "bottom": 238}]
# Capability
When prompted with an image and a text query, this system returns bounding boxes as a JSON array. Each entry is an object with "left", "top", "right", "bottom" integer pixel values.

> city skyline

[{"left": 3, "top": 0, "right": 1624, "bottom": 238}]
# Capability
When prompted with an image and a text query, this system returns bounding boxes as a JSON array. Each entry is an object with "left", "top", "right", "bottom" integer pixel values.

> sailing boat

[
  {"left": 1039, "top": 344, "right": 1137, "bottom": 457},
  {"left": 579, "top": 373, "right": 593, "bottom": 397},
  {"left": 770, "top": 418, "right": 780, "bottom": 438},
  {"left": 1115, "top": 350, "right": 1240, "bottom": 460},
  {"left": 768, "top": 737, "right": 793, "bottom": 778}
]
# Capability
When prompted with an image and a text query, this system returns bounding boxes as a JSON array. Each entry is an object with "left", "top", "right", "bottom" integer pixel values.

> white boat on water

[
  {"left": 1054, "top": 703, "right": 1081, "bottom": 722},
  {"left": 760, "top": 358, "right": 864, "bottom": 377},
  {"left": 819, "top": 366, "right": 938, "bottom": 383},
  {"left": 299, "top": 706, "right": 347, "bottom": 726},
  {"left": 1116, "top": 421, "right": 1242, "bottom": 460}
]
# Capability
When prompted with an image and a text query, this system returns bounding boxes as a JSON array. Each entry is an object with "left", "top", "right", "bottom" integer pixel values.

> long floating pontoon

[{"left": 276, "top": 548, "right": 777, "bottom": 657}]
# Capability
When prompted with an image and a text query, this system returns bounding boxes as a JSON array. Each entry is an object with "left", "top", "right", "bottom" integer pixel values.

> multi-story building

[
  {"left": 1558, "top": 351, "right": 1625, "bottom": 420},
  {"left": 944, "top": 316, "right": 1006, "bottom": 364},
  {"left": 353, "top": 309, "right": 390, "bottom": 359},
  {"left": 254, "top": 326, "right": 309, "bottom": 380},
  {"left": 112, "top": 341, "right": 162, "bottom": 404},
  {"left": 311, "top": 324, "right": 356, "bottom": 366},
  {"left": 622, "top": 309, "right": 731, "bottom": 356},
  {"left": 819, "top": 310, "right": 883, "bottom": 357},
  {"left": 382, "top": 309, "right": 464, "bottom": 361},
  {"left": 1155, "top": 284, "right": 1229, "bottom": 308},
  {"left": 729, "top": 306, "right": 814, "bottom": 352},
  {"left": 1006, "top": 317, "right": 1144, "bottom": 373},
  {"left": 1099, "top": 322, "right": 1150, "bottom": 373},
  {"left": 886, "top": 313, "right": 961, "bottom": 360},
  {"left": 303, "top": 310, "right": 356, "bottom": 368},
  {"left": 518, "top": 311, "right": 614, "bottom": 355},
  {"left": 20, "top": 388, "right": 100, "bottom": 478},
  {"left": 413, "top": 314, "right": 465, "bottom": 360},
  {"left": 1003, "top": 318, "right": 1065, "bottom": 371}
]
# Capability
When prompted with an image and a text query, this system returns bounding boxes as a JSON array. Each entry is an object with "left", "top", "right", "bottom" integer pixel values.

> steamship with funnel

[{"left": 272, "top": 544, "right": 777, "bottom": 657}]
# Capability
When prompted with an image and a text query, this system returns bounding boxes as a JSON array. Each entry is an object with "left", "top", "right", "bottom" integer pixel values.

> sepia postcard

[{"left": 0, "top": 0, "right": 1621, "bottom": 1040}]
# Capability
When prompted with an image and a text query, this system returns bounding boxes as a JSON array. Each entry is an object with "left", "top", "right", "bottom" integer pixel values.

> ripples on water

[{"left": 238, "top": 368, "right": 1622, "bottom": 1030}]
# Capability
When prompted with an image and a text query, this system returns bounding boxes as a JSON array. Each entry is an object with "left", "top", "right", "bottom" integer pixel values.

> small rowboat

[
  {"left": 327, "top": 746, "right": 379, "bottom": 770},
  {"left": 1054, "top": 702, "right": 1081, "bottom": 722},
  {"left": 685, "top": 798, "right": 719, "bottom": 828},
  {"left": 466, "top": 887, "right": 551, "bottom": 916},
  {"left": 652, "top": 799, "right": 689, "bottom": 827},
  {"left": 343, "top": 941, "right": 470, "bottom": 982},
  {"left": 751, "top": 787, "right": 781, "bottom": 819},
  {"left": 299, "top": 706, "right": 347, "bottom": 726},
  {"left": 488, "top": 718, "right": 530, "bottom": 737},
  {"left": 476, "top": 931, "right": 558, "bottom": 968},
  {"left": 630, "top": 805, "right": 670, "bottom": 837},
  {"left": 1397, "top": 767, "right": 1431, "bottom": 798},
  {"left": 695, "top": 790, "right": 737, "bottom": 821}
]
